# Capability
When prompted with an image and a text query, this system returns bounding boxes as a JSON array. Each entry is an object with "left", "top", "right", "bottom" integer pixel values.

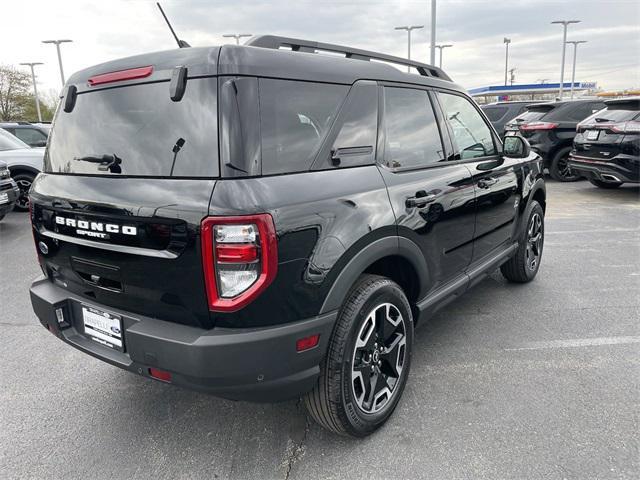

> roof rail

[{"left": 245, "top": 35, "right": 452, "bottom": 82}]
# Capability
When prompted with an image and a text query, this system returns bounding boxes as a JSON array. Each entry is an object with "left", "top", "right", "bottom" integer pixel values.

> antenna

[{"left": 156, "top": 2, "right": 190, "bottom": 48}]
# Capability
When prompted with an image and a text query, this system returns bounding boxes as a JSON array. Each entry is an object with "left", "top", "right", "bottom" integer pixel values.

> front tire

[
  {"left": 501, "top": 200, "right": 544, "bottom": 283},
  {"left": 549, "top": 148, "right": 581, "bottom": 182},
  {"left": 304, "top": 274, "right": 413, "bottom": 437},
  {"left": 589, "top": 178, "right": 623, "bottom": 189},
  {"left": 12, "top": 173, "right": 35, "bottom": 211}
]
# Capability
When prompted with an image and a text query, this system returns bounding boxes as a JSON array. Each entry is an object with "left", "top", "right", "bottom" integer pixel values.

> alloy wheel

[
  {"left": 351, "top": 302, "right": 407, "bottom": 414},
  {"left": 526, "top": 212, "right": 543, "bottom": 271},
  {"left": 15, "top": 178, "right": 32, "bottom": 210}
]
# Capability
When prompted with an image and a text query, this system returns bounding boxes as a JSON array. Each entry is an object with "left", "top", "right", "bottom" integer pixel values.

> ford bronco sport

[{"left": 29, "top": 36, "right": 546, "bottom": 437}]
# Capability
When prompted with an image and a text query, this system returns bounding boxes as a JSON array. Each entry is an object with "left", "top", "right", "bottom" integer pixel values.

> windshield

[
  {"left": 0, "top": 128, "right": 30, "bottom": 151},
  {"left": 45, "top": 78, "right": 219, "bottom": 177}
]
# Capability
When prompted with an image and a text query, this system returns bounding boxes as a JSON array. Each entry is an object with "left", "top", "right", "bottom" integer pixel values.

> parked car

[
  {"left": 29, "top": 35, "right": 546, "bottom": 437},
  {"left": 0, "top": 160, "right": 20, "bottom": 221},
  {"left": 568, "top": 97, "right": 640, "bottom": 188},
  {"left": 481, "top": 101, "right": 533, "bottom": 137},
  {"left": 1, "top": 122, "right": 50, "bottom": 147},
  {"left": 0, "top": 128, "right": 44, "bottom": 211},
  {"left": 504, "top": 99, "right": 606, "bottom": 181}
]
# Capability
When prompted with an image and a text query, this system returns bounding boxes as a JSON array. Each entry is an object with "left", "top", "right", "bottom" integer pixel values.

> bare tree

[{"left": 0, "top": 65, "right": 31, "bottom": 121}]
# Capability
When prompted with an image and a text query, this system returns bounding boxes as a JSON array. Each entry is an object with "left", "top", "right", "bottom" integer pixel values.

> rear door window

[
  {"left": 482, "top": 106, "right": 508, "bottom": 122},
  {"left": 259, "top": 79, "right": 348, "bottom": 175},
  {"left": 45, "top": 78, "right": 219, "bottom": 177},
  {"left": 14, "top": 128, "right": 47, "bottom": 146},
  {"left": 382, "top": 87, "right": 445, "bottom": 169}
]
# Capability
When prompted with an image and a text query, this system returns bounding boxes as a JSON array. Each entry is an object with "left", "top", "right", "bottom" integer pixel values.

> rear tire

[
  {"left": 304, "top": 274, "right": 413, "bottom": 437},
  {"left": 501, "top": 200, "right": 544, "bottom": 283},
  {"left": 589, "top": 178, "right": 623, "bottom": 189},
  {"left": 12, "top": 172, "right": 35, "bottom": 211},
  {"left": 0, "top": 214, "right": 5, "bottom": 222},
  {"left": 549, "top": 148, "right": 581, "bottom": 182}
]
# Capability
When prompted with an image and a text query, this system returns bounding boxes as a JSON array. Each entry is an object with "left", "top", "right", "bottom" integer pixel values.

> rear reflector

[
  {"left": 215, "top": 243, "right": 259, "bottom": 263},
  {"left": 88, "top": 66, "right": 153, "bottom": 86},
  {"left": 148, "top": 368, "right": 172, "bottom": 383},
  {"left": 296, "top": 334, "right": 320, "bottom": 352}
]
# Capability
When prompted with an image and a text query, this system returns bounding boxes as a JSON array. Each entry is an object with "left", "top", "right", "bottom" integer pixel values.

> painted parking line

[{"left": 505, "top": 336, "right": 640, "bottom": 351}]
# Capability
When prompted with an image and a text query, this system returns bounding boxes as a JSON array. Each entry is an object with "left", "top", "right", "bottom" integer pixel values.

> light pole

[
  {"left": 394, "top": 25, "right": 424, "bottom": 72},
  {"left": 434, "top": 44, "right": 453, "bottom": 69},
  {"left": 429, "top": 0, "right": 436, "bottom": 65},
  {"left": 42, "top": 39, "right": 72, "bottom": 86},
  {"left": 551, "top": 20, "right": 580, "bottom": 99},
  {"left": 503, "top": 38, "right": 511, "bottom": 86},
  {"left": 566, "top": 40, "right": 587, "bottom": 99},
  {"left": 222, "top": 34, "right": 252, "bottom": 45},
  {"left": 19, "top": 63, "right": 43, "bottom": 122}
]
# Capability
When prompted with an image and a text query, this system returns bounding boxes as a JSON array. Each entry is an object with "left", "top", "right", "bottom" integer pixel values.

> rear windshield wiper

[
  {"left": 594, "top": 117, "right": 610, "bottom": 123},
  {"left": 74, "top": 154, "right": 122, "bottom": 173}
]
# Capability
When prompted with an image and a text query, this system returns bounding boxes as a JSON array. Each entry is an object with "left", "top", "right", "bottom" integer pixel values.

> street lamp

[
  {"left": 503, "top": 38, "right": 511, "bottom": 86},
  {"left": 222, "top": 34, "right": 252, "bottom": 45},
  {"left": 566, "top": 40, "right": 587, "bottom": 99},
  {"left": 551, "top": 20, "right": 580, "bottom": 99},
  {"left": 394, "top": 25, "right": 424, "bottom": 72},
  {"left": 42, "top": 39, "right": 73, "bottom": 86},
  {"left": 429, "top": 0, "right": 437, "bottom": 65},
  {"left": 434, "top": 44, "right": 453, "bottom": 69},
  {"left": 19, "top": 63, "right": 43, "bottom": 122}
]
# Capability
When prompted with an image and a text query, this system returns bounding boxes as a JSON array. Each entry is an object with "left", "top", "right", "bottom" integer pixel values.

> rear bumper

[
  {"left": 568, "top": 155, "right": 640, "bottom": 183},
  {"left": 0, "top": 180, "right": 19, "bottom": 214},
  {"left": 30, "top": 277, "right": 336, "bottom": 402}
]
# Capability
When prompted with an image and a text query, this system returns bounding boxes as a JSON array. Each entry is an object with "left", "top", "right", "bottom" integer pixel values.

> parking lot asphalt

[{"left": 0, "top": 179, "right": 638, "bottom": 480}]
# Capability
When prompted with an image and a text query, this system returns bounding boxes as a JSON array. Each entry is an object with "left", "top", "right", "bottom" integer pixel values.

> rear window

[
  {"left": 513, "top": 108, "right": 551, "bottom": 123},
  {"left": 585, "top": 102, "right": 640, "bottom": 123},
  {"left": 259, "top": 79, "right": 348, "bottom": 175},
  {"left": 482, "top": 106, "right": 508, "bottom": 122},
  {"left": 45, "top": 78, "right": 219, "bottom": 177}
]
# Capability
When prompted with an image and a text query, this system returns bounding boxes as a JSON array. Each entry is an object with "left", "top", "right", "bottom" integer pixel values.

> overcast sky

[{"left": 3, "top": 0, "right": 639, "bottom": 98}]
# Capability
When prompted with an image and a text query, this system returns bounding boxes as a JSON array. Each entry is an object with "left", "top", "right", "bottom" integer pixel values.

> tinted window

[
  {"left": 383, "top": 87, "right": 444, "bottom": 169},
  {"left": 46, "top": 78, "right": 219, "bottom": 177},
  {"left": 0, "top": 128, "right": 29, "bottom": 151},
  {"left": 260, "top": 79, "right": 348, "bottom": 175},
  {"left": 438, "top": 92, "right": 496, "bottom": 160},
  {"left": 565, "top": 102, "right": 606, "bottom": 121},
  {"left": 588, "top": 102, "right": 640, "bottom": 123},
  {"left": 513, "top": 109, "right": 549, "bottom": 123},
  {"left": 14, "top": 128, "right": 47, "bottom": 146},
  {"left": 482, "top": 106, "right": 508, "bottom": 122},
  {"left": 330, "top": 82, "right": 378, "bottom": 168}
]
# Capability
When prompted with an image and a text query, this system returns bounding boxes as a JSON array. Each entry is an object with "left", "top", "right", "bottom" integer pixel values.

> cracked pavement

[{"left": 1, "top": 179, "right": 638, "bottom": 479}]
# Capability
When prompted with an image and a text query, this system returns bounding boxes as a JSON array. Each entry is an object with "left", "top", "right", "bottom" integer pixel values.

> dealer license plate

[
  {"left": 82, "top": 306, "right": 123, "bottom": 351},
  {"left": 586, "top": 130, "right": 600, "bottom": 141}
]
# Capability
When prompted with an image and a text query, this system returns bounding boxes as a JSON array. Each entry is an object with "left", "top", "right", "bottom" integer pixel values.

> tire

[
  {"left": 589, "top": 178, "right": 623, "bottom": 189},
  {"left": 500, "top": 200, "right": 544, "bottom": 283},
  {"left": 304, "top": 274, "right": 414, "bottom": 437},
  {"left": 549, "top": 148, "right": 581, "bottom": 182},
  {"left": 12, "top": 172, "right": 35, "bottom": 211},
  {"left": 0, "top": 214, "right": 4, "bottom": 222}
]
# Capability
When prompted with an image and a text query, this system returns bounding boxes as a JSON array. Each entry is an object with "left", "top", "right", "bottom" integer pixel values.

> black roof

[{"left": 67, "top": 36, "right": 464, "bottom": 95}]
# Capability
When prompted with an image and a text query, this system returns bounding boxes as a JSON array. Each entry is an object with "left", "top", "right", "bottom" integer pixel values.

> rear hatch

[
  {"left": 30, "top": 53, "right": 220, "bottom": 328},
  {"left": 504, "top": 104, "right": 555, "bottom": 137},
  {"left": 574, "top": 99, "right": 640, "bottom": 161}
]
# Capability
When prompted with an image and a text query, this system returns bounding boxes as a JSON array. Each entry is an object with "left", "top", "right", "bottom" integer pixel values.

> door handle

[
  {"left": 406, "top": 191, "right": 437, "bottom": 208},
  {"left": 477, "top": 178, "right": 498, "bottom": 189}
]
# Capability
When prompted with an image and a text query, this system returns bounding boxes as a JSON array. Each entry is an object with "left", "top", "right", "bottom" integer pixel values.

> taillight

[
  {"left": 201, "top": 214, "right": 277, "bottom": 312},
  {"left": 88, "top": 66, "right": 153, "bottom": 86},
  {"left": 611, "top": 121, "right": 640, "bottom": 134},
  {"left": 520, "top": 121, "right": 558, "bottom": 131}
]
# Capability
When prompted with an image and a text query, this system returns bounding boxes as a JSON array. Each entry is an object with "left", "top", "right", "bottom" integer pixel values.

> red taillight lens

[
  {"left": 201, "top": 214, "right": 277, "bottom": 312},
  {"left": 296, "top": 334, "right": 320, "bottom": 352},
  {"left": 611, "top": 121, "right": 640, "bottom": 134},
  {"left": 520, "top": 121, "right": 558, "bottom": 131},
  {"left": 148, "top": 368, "right": 172, "bottom": 383},
  {"left": 88, "top": 66, "right": 153, "bottom": 86}
]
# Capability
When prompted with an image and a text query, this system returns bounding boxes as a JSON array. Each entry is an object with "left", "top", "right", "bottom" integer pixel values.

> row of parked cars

[
  {"left": 0, "top": 122, "right": 49, "bottom": 217},
  {"left": 481, "top": 97, "right": 640, "bottom": 188}
]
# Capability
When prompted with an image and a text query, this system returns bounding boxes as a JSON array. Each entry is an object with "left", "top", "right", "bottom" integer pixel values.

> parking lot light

[
  {"left": 42, "top": 39, "right": 73, "bottom": 87},
  {"left": 19, "top": 62, "right": 43, "bottom": 122},
  {"left": 435, "top": 44, "right": 453, "bottom": 69},
  {"left": 503, "top": 38, "right": 511, "bottom": 86},
  {"left": 567, "top": 40, "right": 587, "bottom": 99},
  {"left": 551, "top": 20, "right": 581, "bottom": 99},
  {"left": 395, "top": 25, "right": 425, "bottom": 72},
  {"left": 222, "top": 34, "right": 252, "bottom": 45}
]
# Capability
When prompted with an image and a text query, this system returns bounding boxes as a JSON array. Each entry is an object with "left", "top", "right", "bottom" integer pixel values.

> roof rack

[{"left": 245, "top": 35, "right": 452, "bottom": 82}]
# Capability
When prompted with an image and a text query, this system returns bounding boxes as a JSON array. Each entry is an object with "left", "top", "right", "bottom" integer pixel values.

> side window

[
  {"left": 437, "top": 92, "right": 496, "bottom": 160},
  {"left": 259, "top": 79, "right": 348, "bottom": 175},
  {"left": 329, "top": 82, "right": 378, "bottom": 168},
  {"left": 383, "top": 87, "right": 445, "bottom": 169},
  {"left": 14, "top": 128, "right": 46, "bottom": 146}
]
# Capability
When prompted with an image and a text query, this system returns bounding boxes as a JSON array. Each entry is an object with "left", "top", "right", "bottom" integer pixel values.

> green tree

[
  {"left": 16, "top": 94, "right": 57, "bottom": 122},
  {"left": 0, "top": 65, "right": 31, "bottom": 121}
]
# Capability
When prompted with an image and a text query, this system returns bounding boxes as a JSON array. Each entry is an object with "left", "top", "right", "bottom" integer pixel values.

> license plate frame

[
  {"left": 586, "top": 130, "right": 600, "bottom": 141},
  {"left": 81, "top": 305, "right": 124, "bottom": 351},
  {"left": 0, "top": 192, "right": 8, "bottom": 204}
]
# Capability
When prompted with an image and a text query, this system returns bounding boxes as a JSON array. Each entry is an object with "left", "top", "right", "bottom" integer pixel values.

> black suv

[
  {"left": 481, "top": 101, "right": 533, "bottom": 137},
  {"left": 29, "top": 36, "right": 546, "bottom": 437},
  {"left": 569, "top": 97, "right": 640, "bottom": 188},
  {"left": 505, "top": 99, "right": 605, "bottom": 181}
]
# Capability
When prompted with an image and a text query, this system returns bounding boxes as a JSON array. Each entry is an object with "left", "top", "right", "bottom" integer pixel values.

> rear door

[
  {"left": 31, "top": 76, "right": 219, "bottom": 328},
  {"left": 435, "top": 91, "right": 520, "bottom": 263},
  {"left": 377, "top": 85, "right": 476, "bottom": 295}
]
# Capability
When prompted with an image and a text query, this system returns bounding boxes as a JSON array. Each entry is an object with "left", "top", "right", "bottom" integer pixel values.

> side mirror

[{"left": 503, "top": 135, "right": 531, "bottom": 159}]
